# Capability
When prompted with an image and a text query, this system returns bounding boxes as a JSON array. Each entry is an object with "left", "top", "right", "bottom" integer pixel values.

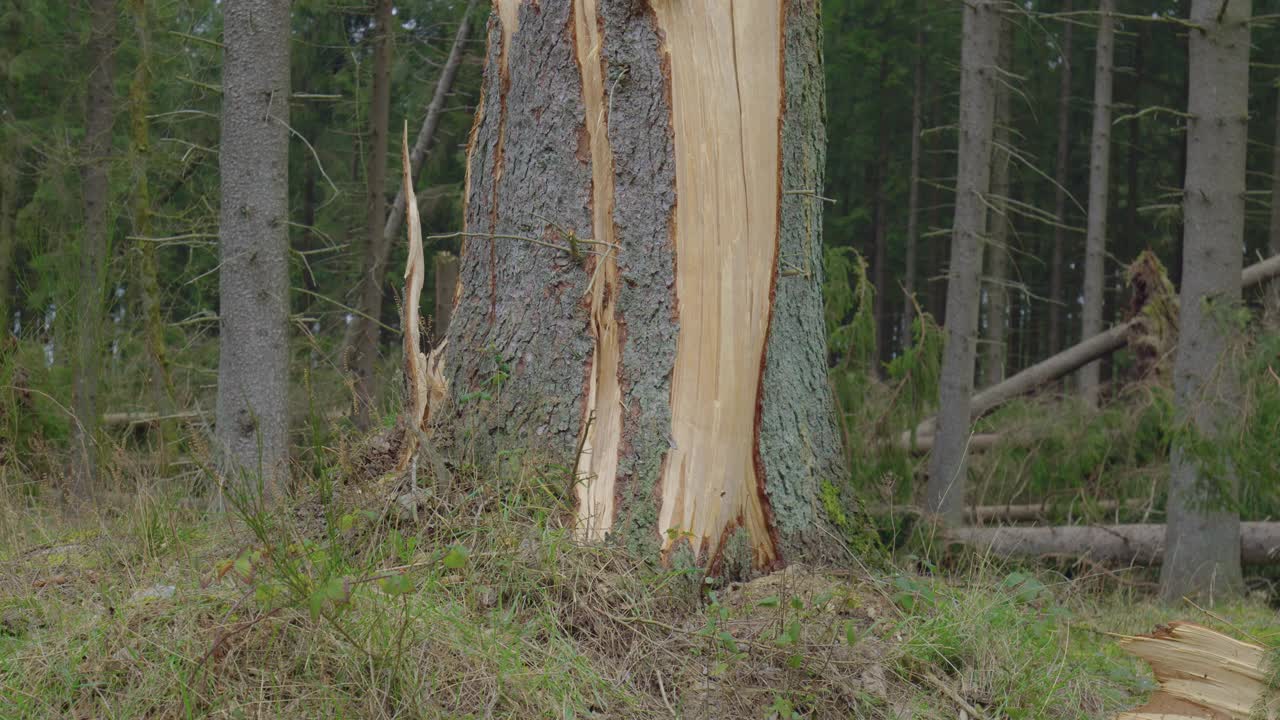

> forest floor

[{"left": 2, "top": 465, "right": 1278, "bottom": 720}]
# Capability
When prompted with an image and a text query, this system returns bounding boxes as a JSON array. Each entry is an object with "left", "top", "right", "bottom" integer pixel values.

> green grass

[{"left": 3, "top": 464, "right": 1276, "bottom": 720}]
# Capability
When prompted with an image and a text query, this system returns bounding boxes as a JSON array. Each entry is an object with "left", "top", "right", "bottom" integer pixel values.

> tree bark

[
  {"left": 343, "top": 0, "right": 477, "bottom": 423},
  {"left": 216, "top": 0, "right": 291, "bottom": 502},
  {"left": 346, "top": 0, "right": 396, "bottom": 430},
  {"left": 982, "top": 12, "right": 1013, "bottom": 387},
  {"left": 446, "top": 1, "right": 844, "bottom": 574},
  {"left": 1160, "top": 0, "right": 1251, "bottom": 604},
  {"left": 72, "top": 0, "right": 116, "bottom": 498},
  {"left": 925, "top": 0, "right": 999, "bottom": 525},
  {"left": 906, "top": 254, "right": 1280, "bottom": 443},
  {"left": 901, "top": 12, "right": 926, "bottom": 350},
  {"left": 1078, "top": 0, "right": 1115, "bottom": 407},
  {"left": 1048, "top": 0, "right": 1073, "bottom": 358},
  {"left": 949, "top": 522, "right": 1280, "bottom": 566}
]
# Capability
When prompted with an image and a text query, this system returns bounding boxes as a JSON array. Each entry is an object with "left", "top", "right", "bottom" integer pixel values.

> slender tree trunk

[
  {"left": 982, "top": 12, "right": 1013, "bottom": 387},
  {"left": 1267, "top": 86, "right": 1280, "bottom": 324},
  {"left": 1272, "top": 87, "right": 1280, "bottom": 259},
  {"left": 871, "top": 56, "right": 891, "bottom": 366},
  {"left": 902, "top": 14, "right": 926, "bottom": 349},
  {"left": 1048, "top": 0, "right": 1073, "bottom": 358},
  {"left": 0, "top": 146, "right": 14, "bottom": 334},
  {"left": 216, "top": 0, "right": 292, "bottom": 502},
  {"left": 72, "top": 0, "right": 116, "bottom": 498},
  {"left": 1078, "top": 0, "right": 1115, "bottom": 407},
  {"left": 128, "top": 0, "right": 175, "bottom": 461},
  {"left": 347, "top": 0, "right": 395, "bottom": 430},
  {"left": 1160, "top": 0, "right": 1251, "bottom": 604},
  {"left": 447, "top": 1, "right": 844, "bottom": 574},
  {"left": 343, "top": 0, "right": 477, "bottom": 423},
  {"left": 431, "top": 251, "right": 457, "bottom": 345},
  {"left": 0, "top": 13, "right": 15, "bottom": 332},
  {"left": 925, "top": 0, "right": 999, "bottom": 524}
]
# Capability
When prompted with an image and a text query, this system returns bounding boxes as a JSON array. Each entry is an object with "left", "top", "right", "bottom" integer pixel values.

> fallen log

[
  {"left": 101, "top": 410, "right": 205, "bottom": 427},
  {"left": 897, "top": 432, "right": 1003, "bottom": 453},
  {"left": 948, "top": 522, "right": 1280, "bottom": 565},
  {"left": 874, "top": 498, "right": 1147, "bottom": 524},
  {"left": 1115, "top": 622, "right": 1276, "bottom": 719},
  {"left": 906, "top": 253, "right": 1280, "bottom": 444}
]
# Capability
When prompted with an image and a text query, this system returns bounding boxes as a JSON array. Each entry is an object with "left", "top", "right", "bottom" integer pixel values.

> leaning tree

[{"left": 440, "top": 0, "right": 845, "bottom": 574}]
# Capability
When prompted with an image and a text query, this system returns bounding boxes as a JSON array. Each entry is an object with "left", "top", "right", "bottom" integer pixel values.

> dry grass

[{"left": 2, "top": 447, "right": 1278, "bottom": 719}]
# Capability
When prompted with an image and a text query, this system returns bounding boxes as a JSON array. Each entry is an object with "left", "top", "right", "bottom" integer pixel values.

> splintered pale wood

[
  {"left": 398, "top": 123, "right": 447, "bottom": 468},
  {"left": 649, "top": 2, "right": 783, "bottom": 565},
  {"left": 552, "top": 1, "right": 786, "bottom": 564},
  {"left": 572, "top": 0, "right": 623, "bottom": 541},
  {"left": 1116, "top": 622, "right": 1277, "bottom": 720}
]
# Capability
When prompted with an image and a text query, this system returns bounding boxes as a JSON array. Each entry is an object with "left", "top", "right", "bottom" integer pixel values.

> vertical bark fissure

[
  {"left": 925, "top": 0, "right": 999, "bottom": 524},
  {"left": 1079, "top": 0, "right": 1115, "bottom": 407},
  {"left": 447, "top": 1, "right": 594, "bottom": 462},
  {"left": 1160, "top": 0, "right": 1251, "bottom": 603},
  {"left": 572, "top": 0, "right": 624, "bottom": 541},
  {"left": 756, "top": 0, "right": 843, "bottom": 561}
]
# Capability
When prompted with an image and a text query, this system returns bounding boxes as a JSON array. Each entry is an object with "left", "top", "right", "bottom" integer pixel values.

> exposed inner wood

[
  {"left": 494, "top": 0, "right": 519, "bottom": 62},
  {"left": 1116, "top": 622, "right": 1273, "bottom": 719},
  {"left": 572, "top": 0, "right": 623, "bottom": 540},
  {"left": 401, "top": 124, "right": 430, "bottom": 436},
  {"left": 651, "top": 2, "right": 784, "bottom": 565}
]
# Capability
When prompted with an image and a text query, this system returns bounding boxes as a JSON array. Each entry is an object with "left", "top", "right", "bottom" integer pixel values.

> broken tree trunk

[
  {"left": 343, "top": 0, "right": 477, "bottom": 426},
  {"left": 947, "top": 522, "right": 1280, "bottom": 566},
  {"left": 1116, "top": 622, "right": 1277, "bottom": 719},
  {"left": 445, "top": 1, "right": 844, "bottom": 573},
  {"left": 906, "top": 253, "right": 1280, "bottom": 443}
]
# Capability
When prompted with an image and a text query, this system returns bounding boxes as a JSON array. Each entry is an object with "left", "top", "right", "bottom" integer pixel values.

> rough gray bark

[
  {"left": 1160, "top": 0, "right": 1251, "bottom": 604},
  {"left": 906, "top": 253, "right": 1280, "bottom": 444},
  {"left": 431, "top": 251, "right": 457, "bottom": 345},
  {"left": 1079, "top": 0, "right": 1115, "bottom": 407},
  {"left": 216, "top": 0, "right": 292, "bottom": 502},
  {"left": 926, "top": 0, "right": 999, "bottom": 525},
  {"left": 71, "top": 0, "right": 116, "bottom": 498},
  {"left": 901, "top": 15, "right": 926, "bottom": 349},
  {"left": 347, "top": 0, "right": 395, "bottom": 430},
  {"left": 447, "top": 1, "right": 844, "bottom": 574},
  {"left": 982, "top": 12, "right": 1013, "bottom": 387},
  {"left": 1048, "top": 0, "right": 1073, "bottom": 357},
  {"left": 950, "top": 522, "right": 1280, "bottom": 566},
  {"left": 343, "top": 0, "right": 477, "bottom": 420}
]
